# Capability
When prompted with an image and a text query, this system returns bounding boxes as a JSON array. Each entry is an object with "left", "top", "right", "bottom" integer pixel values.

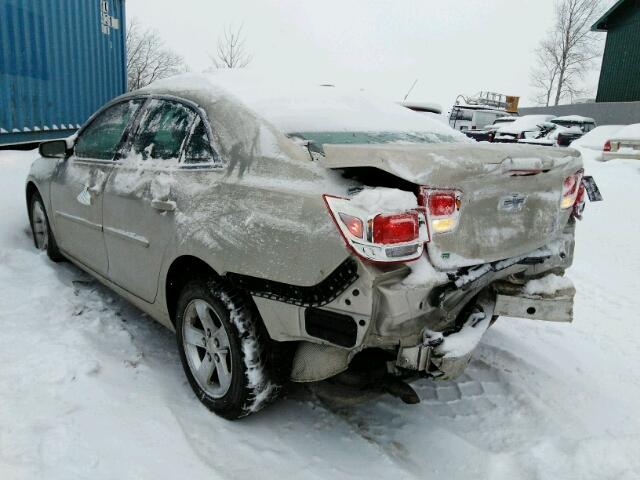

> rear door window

[
  {"left": 131, "top": 99, "right": 197, "bottom": 161},
  {"left": 184, "top": 117, "right": 219, "bottom": 165},
  {"left": 76, "top": 100, "right": 142, "bottom": 160}
]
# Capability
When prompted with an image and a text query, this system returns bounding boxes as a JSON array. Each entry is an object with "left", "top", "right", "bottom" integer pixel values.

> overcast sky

[{"left": 127, "top": 0, "right": 605, "bottom": 110}]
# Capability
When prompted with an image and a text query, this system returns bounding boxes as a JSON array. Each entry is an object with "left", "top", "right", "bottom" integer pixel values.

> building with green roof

[{"left": 592, "top": 0, "right": 640, "bottom": 102}]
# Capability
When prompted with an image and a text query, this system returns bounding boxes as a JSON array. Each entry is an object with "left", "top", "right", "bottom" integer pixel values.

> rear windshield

[{"left": 288, "top": 131, "right": 461, "bottom": 154}]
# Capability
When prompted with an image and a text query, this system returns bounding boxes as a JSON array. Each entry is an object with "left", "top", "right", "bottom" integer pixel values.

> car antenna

[{"left": 403, "top": 79, "right": 419, "bottom": 102}]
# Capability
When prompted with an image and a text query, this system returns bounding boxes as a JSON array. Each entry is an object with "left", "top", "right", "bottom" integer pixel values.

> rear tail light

[
  {"left": 323, "top": 194, "right": 428, "bottom": 263},
  {"left": 418, "top": 188, "right": 462, "bottom": 234},
  {"left": 603, "top": 140, "right": 611, "bottom": 152},
  {"left": 561, "top": 170, "right": 584, "bottom": 209},
  {"left": 573, "top": 183, "right": 586, "bottom": 219},
  {"left": 518, "top": 132, "right": 525, "bottom": 140},
  {"left": 338, "top": 213, "right": 363, "bottom": 238},
  {"left": 372, "top": 213, "right": 419, "bottom": 244}
]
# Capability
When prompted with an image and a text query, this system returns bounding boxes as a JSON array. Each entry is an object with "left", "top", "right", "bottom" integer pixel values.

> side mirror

[{"left": 39, "top": 140, "right": 69, "bottom": 159}]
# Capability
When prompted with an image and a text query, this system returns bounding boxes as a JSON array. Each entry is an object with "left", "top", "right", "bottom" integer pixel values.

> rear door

[
  {"left": 102, "top": 97, "right": 215, "bottom": 303},
  {"left": 50, "top": 99, "right": 143, "bottom": 275}
]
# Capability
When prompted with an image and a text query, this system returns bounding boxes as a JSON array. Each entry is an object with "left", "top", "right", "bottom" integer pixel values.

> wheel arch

[
  {"left": 165, "top": 255, "right": 222, "bottom": 326},
  {"left": 25, "top": 181, "right": 39, "bottom": 217}
]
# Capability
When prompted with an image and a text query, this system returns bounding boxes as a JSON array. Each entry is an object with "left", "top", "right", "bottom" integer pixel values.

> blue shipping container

[{"left": 0, "top": 0, "right": 127, "bottom": 145}]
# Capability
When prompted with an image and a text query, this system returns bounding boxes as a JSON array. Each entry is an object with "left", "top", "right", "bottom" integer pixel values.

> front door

[
  {"left": 102, "top": 98, "right": 209, "bottom": 303},
  {"left": 50, "top": 100, "right": 143, "bottom": 275}
]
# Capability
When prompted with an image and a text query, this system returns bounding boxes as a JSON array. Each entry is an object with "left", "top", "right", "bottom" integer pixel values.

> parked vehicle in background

[
  {"left": 518, "top": 122, "right": 565, "bottom": 147},
  {"left": 26, "top": 73, "right": 596, "bottom": 419},
  {"left": 493, "top": 115, "right": 556, "bottom": 143},
  {"left": 449, "top": 105, "right": 509, "bottom": 131},
  {"left": 464, "top": 116, "right": 517, "bottom": 142},
  {"left": 553, "top": 116, "right": 597, "bottom": 147},
  {"left": 570, "top": 125, "right": 625, "bottom": 151},
  {"left": 602, "top": 124, "right": 640, "bottom": 160}
]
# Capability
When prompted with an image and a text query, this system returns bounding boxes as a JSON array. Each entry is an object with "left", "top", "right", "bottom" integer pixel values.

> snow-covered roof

[
  {"left": 141, "top": 72, "right": 462, "bottom": 138},
  {"left": 452, "top": 103, "right": 506, "bottom": 113},
  {"left": 612, "top": 123, "right": 640, "bottom": 140},
  {"left": 399, "top": 101, "right": 442, "bottom": 114},
  {"left": 497, "top": 115, "right": 556, "bottom": 134},
  {"left": 552, "top": 115, "right": 596, "bottom": 124},
  {"left": 570, "top": 125, "right": 625, "bottom": 149}
]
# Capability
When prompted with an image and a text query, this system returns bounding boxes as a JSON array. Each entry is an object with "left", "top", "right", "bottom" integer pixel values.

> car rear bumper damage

[
  {"left": 396, "top": 279, "right": 575, "bottom": 377},
  {"left": 251, "top": 223, "right": 576, "bottom": 383}
]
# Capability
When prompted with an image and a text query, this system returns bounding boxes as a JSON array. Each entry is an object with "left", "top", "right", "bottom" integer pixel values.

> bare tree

[
  {"left": 529, "top": 40, "right": 559, "bottom": 107},
  {"left": 126, "top": 18, "right": 188, "bottom": 91},
  {"left": 208, "top": 23, "right": 252, "bottom": 69},
  {"left": 530, "top": 0, "right": 603, "bottom": 105}
]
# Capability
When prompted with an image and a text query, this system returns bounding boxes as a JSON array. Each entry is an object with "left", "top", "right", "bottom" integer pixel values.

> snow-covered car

[
  {"left": 493, "top": 115, "right": 556, "bottom": 143},
  {"left": 518, "top": 122, "right": 584, "bottom": 148},
  {"left": 570, "top": 125, "right": 625, "bottom": 152},
  {"left": 552, "top": 116, "right": 597, "bottom": 147},
  {"left": 463, "top": 116, "right": 517, "bottom": 142},
  {"left": 602, "top": 124, "right": 640, "bottom": 161},
  {"left": 26, "top": 73, "right": 597, "bottom": 419}
]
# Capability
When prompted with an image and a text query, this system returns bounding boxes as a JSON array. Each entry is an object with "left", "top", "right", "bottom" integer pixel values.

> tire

[
  {"left": 29, "top": 192, "right": 64, "bottom": 262},
  {"left": 175, "top": 278, "right": 283, "bottom": 420}
]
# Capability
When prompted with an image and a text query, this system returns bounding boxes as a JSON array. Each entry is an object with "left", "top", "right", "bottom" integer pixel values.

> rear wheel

[
  {"left": 175, "top": 278, "right": 282, "bottom": 419},
  {"left": 29, "top": 192, "right": 63, "bottom": 262}
]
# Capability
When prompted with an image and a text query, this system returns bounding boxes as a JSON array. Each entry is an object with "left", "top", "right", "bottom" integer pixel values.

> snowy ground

[{"left": 1, "top": 149, "right": 639, "bottom": 479}]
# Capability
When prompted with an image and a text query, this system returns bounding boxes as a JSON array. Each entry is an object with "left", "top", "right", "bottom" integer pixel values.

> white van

[{"left": 449, "top": 105, "right": 510, "bottom": 131}]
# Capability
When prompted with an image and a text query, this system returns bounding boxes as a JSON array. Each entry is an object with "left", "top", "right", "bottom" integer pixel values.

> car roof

[
  {"left": 552, "top": 115, "right": 596, "bottom": 124},
  {"left": 130, "top": 72, "right": 461, "bottom": 137}
]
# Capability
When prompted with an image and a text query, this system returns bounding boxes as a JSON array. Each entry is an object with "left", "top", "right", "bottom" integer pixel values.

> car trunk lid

[{"left": 323, "top": 142, "right": 582, "bottom": 270}]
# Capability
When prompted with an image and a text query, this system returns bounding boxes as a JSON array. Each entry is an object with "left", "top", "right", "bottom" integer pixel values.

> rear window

[{"left": 288, "top": 131, "right": 461, "bottom": 154}]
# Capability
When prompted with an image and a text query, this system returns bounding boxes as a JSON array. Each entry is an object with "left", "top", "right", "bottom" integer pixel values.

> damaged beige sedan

[{"left": 26, "top": 73, "right": 601, "bottom": 419}]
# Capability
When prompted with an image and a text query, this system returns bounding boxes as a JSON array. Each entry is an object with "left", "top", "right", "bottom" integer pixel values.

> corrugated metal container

[
  {"left": 0, "top": 0, "right": 127, "bottom": 145},
  {"left": 594, "top": 0, "right": 640, "bottom": 103}
]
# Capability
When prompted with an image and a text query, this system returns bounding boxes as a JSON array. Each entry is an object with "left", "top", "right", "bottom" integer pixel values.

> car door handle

[{"left": 151, "top": 199, "right": 176, "bottom": 212}]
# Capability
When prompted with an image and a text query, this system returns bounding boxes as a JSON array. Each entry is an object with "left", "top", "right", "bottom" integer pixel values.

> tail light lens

[
  {"left": 323, "top": 194, "right": 428, "bottom": 263},
  {"left": 338, "top": 213, "right": 363, "bottom": 238},
  {"left": 518, "top": 132, "right": 525, "bottom": 139},
  {"left": 418, "top": 188, "right": 462, "bottom": 234},
  {"left": 561, "top": 170, "right": 584, "bottom": 209},
  {"left": 573, "top": 183, "right": 586, "bottom": 219},
  {"left": 603, "top": 140, "right": 611, "bottom": 152},
  {"left": 372, "top": 213, "right": 419, "bottom": 244}
]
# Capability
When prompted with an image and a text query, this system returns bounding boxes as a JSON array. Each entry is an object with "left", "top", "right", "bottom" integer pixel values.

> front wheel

[
  {"left": 175, "top": 279, "right": 281, "bottom": 419},
  {"left": 29, "top": 192, "right": 63, "bottom": 262}
]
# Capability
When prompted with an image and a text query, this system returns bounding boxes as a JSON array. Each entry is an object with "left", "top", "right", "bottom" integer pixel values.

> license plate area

[{"left": 582, "top": 175, "right": 603, "bottom": 202}]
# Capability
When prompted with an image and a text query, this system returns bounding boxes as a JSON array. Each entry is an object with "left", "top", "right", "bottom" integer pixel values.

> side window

[
  {"left": 76, "top": 100, "right": 142, "bottom": 160},
  {"left": 132, "top": 99, "right": 196, "bottom": 161},
  {"left": 184, "top": 117, "right": 218, "bottom": 165}
]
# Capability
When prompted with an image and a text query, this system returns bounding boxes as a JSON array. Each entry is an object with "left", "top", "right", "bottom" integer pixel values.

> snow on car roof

[
  {"left": 569, "top": 125, "right": 624, "bottom": 150},
  {"left": 612, "top": 123, "right": 640, "bottom": 140},
  {"left": 553, "top": 115, "right": 596, "bottom": 123},
  {"left": 399, "top": 101, "right": 443, "bottom": 114},
  {"left": 497, "top": 115, "right": 556, "bottom": 133},
  {"left": 143, "top": 72, "right": 463, "bottom": 138}
]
